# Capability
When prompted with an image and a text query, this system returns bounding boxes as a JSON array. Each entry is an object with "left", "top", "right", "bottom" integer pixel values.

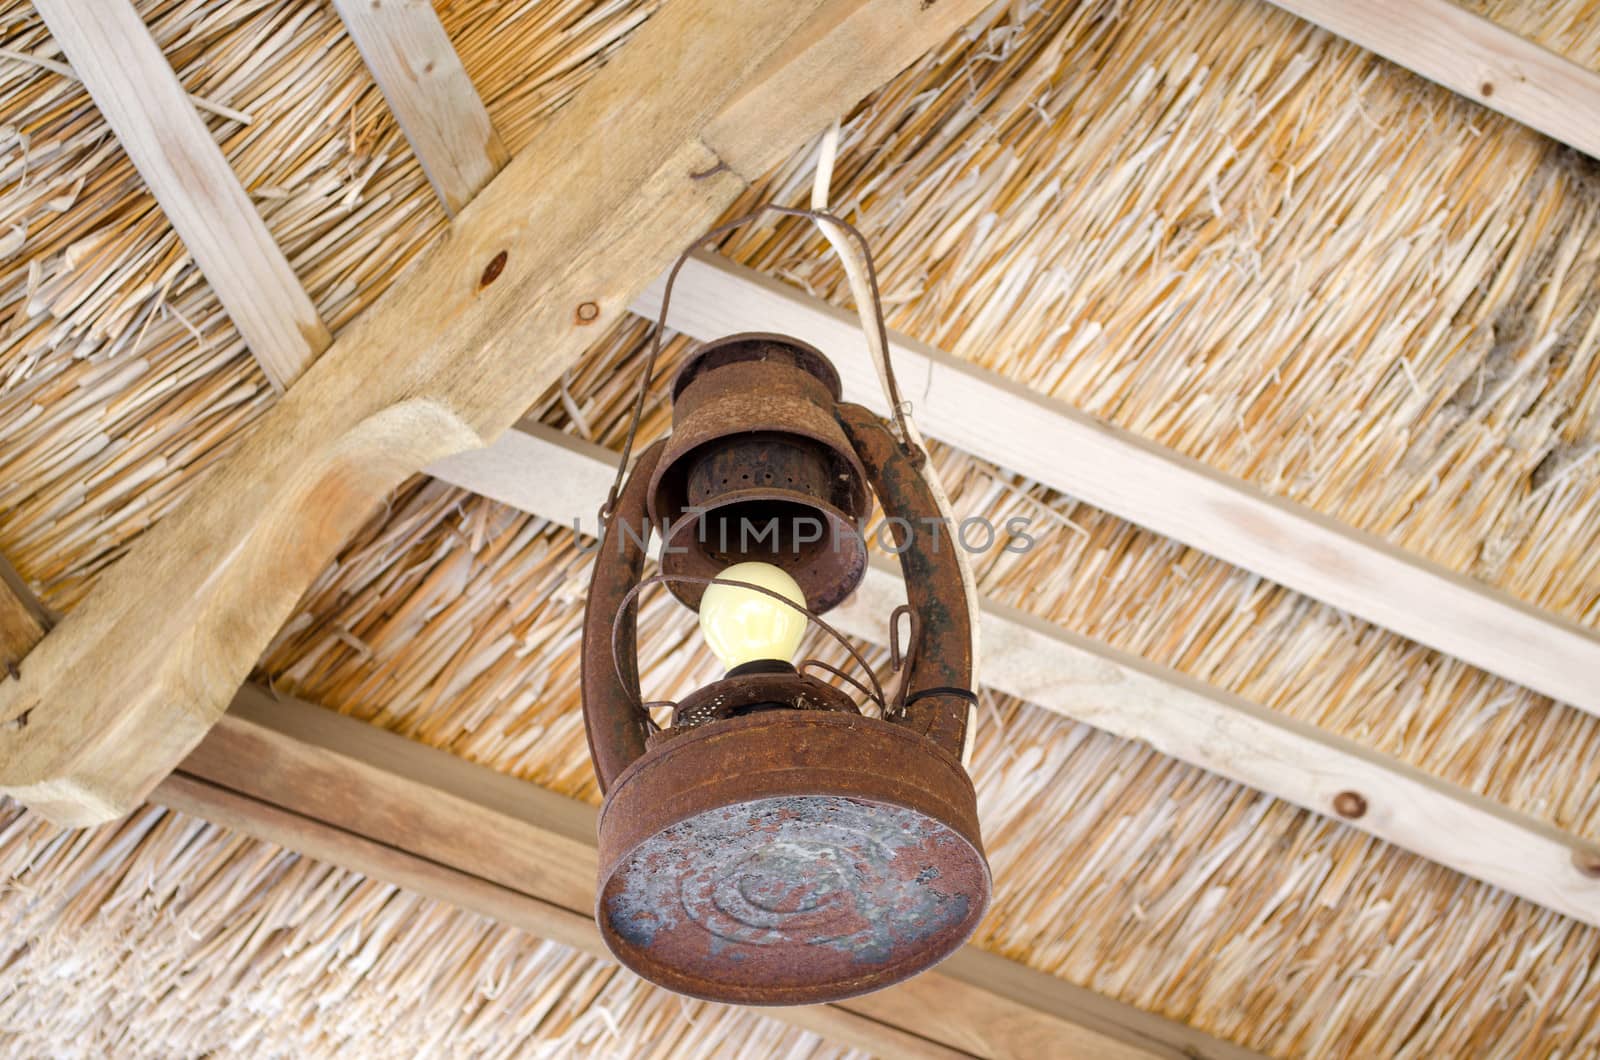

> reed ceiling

[{"left": 2, "top": 0, "right": 1599, "bottom": 1054}]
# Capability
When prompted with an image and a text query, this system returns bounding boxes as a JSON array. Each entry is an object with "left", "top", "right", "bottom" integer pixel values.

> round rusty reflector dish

[{"left": 595, "top": 711, "right": 989, "bottom": 1005}]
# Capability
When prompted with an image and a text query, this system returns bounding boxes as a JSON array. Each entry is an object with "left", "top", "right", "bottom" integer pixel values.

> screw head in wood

[{"left": 1332, "top": 790, "right": 1367, "bottom": 819}]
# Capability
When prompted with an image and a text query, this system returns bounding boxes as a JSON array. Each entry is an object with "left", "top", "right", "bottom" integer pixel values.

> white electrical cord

[{"left": 809, "top": 120, "right": 981, "bottom": 767}]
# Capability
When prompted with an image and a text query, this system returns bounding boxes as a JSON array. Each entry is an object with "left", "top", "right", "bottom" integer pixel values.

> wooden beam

[
  {"left": 624, "top": 253, "right": 1600, "bottom": 719},
  {"left": 331, "top": 0, "right": 1600, "bottom": 719},
  {"left": 329, "top": 0, "right": 509, "bottom": 214},
  {"left": 0, "top": 0, "right": 993, "bottom": 826},
  {"left": 150, "top": 775, "right": 967, "bottom": 1060},
  {"left": 0, "top": 563, "right": 46, "bottom": 671},
  {"left": 431, "top": 425, "right": 1600, "bottom": 927},
  {"left": 163, "top": 686, "right": 1257, "bottom": 1060},
  {"left": 1261, "top": 0, "right": 1600, "bottom": 160},
  {"left": 30, "top": 0, "right": 332, "bottom": 389}
]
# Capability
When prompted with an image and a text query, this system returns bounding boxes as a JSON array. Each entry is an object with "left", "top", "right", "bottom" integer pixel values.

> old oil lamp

[{"left": 581, "top": 208, "right": 988, "bottom": 1006}]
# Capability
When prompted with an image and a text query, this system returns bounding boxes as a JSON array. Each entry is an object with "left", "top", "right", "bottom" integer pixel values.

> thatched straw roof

[{"left": 3, "top": 0, "right": 1600, "bottom": 1054}]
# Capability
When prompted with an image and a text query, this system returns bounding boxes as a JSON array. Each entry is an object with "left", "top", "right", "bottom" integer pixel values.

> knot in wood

[{"left": 1332, "top": 790, "right": 1367, "bottom": 819}]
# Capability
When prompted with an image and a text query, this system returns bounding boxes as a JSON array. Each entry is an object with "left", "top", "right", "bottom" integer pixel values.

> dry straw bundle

[
  {"left": 0, "top": 799, "right": 863, "bottom": 1058},
  {"left": 4, "top": 0, "right": 1600, "bottom": 1054}
]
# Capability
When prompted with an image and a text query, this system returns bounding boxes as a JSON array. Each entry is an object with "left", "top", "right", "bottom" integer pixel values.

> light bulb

[{"left": 698, "top": 561, "right": 807, "bottom": 671}]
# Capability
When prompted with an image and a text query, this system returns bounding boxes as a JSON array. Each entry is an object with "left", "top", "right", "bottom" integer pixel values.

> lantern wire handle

[
  {"left": 797, "top": 659, "right": 884, "bottom": 713},
  {"left": 600, "top": 204, "right": 916, "bottom": 527},
  {"left": 887, "top": 603, "right": 919, "bottom": 718},
  {"left": 813, "top": 135, "right": 980, "bottom": 762}
]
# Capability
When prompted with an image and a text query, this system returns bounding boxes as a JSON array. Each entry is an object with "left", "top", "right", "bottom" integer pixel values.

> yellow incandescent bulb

[{"left": 698, "top": 561, "right": 808, "bottom": 671}]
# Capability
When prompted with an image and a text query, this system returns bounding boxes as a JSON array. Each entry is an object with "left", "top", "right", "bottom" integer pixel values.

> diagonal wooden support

[
  {"left": 158, "top": 687, "right": 1258, "bottom": 1060},
  {"left": 0, "top": 0, "right": 996, "bottom": 825}
]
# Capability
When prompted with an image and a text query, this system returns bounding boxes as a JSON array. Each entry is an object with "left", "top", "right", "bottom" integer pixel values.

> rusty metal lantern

[{"left": 581, "top": 208, "right": 988, "bottom": 1006}]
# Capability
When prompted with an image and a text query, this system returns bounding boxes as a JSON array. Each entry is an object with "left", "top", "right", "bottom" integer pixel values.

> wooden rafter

[
  {"left": 433, "top": 424, "right": 1600, "bottom": 928},
  {"left": 0, "top": 0, "right": 996, "bottom": 825},
  {"left": 329, "top": 0, "right": 509, "bottom": 214},
  {"left": 158, "top": 686, "right": 1258, "bottom": 1060},
  {"left": 1264, "top": 0, "right": 1600, "bottom": 160},
  {"left": 624, "top": 254, "right": 1600, "bottom": 718},
  {"left": 30, "top": 0, "right": 331, "bottom": 389}
]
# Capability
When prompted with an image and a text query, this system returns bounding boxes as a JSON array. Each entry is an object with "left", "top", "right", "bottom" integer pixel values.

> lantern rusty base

[{"left": 595, "top": 710, "right": 990, "bottom": 1006}]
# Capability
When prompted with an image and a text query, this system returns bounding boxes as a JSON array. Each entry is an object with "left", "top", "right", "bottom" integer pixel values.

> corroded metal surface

[
  {"left": 657, "top": 487, "right": 867, "bottom": 616},
  {"left": 584, "top": 337, "right": 986, "bottom": 1003},
  {"left": 663, "top": 665, "right": 858, "bottom": 737},
  {"left": 580, "top": 440, "right": 666, "bottom": 792},
  {"left": 648, "top": 335, "right": 869, "bottom": 614},
  {"left": 596, "top": 711, "right": 989, "bottom": 1005},
  {"left": 837, "top": 402, "right": 975, "bottom": 760}
]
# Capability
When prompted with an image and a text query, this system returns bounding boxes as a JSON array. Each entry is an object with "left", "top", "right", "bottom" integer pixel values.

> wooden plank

[
  {"left": 152, "top": 774, "right": 964, "bottom": 1060},
  {"left": 0, "top": 0, "right": 993, "bottom": 826},
  {"left": 31, "top": 0, "right": 331, "bottom": 389},
  {"left": 0, "top": 563, "right": 46, "bottom": 670},
  {"left": 172, "top": 687, "right": 1255, "bottom": 1060},
  {"left": 330, "top": 0, "right": 509, "bottom": 214},
  {"left": 1263, "top": 0, "right": 1600, "bottom": 160},
  {"left": 626, "top": 253, "right": 1600, "bottom": 718},
  {"left": 429, "top": 425, "right": 1600, "bottom": 927},
  {"left": 188, "top": 684, "right": 600, "bottom": 912}
]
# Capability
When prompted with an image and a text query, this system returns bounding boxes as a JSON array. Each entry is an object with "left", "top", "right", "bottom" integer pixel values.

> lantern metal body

[
  {"left": 647, "top": 334, "right": 870, "bottom": 616},
  {"left": 581, "top": 328, "right": 989, "bottom": 1006}
]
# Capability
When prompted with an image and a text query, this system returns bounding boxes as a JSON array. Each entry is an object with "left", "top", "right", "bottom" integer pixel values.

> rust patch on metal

[
  {"left": 581, "top": 441, "right": 668, "bottom": 791},
  {"left": 662, "top": 666, "right": 857, "bottom": 739},
  {"left": 595, "top": 711, "right": 988, "bottom": 1005},
  {"left": 838, "top": 403, "right": 973, "bottom": 759},
  {"left": 583, "top": 333, "right": 986, "bottom": 1003},
  {"left": 604, "top": 795, "right": 979, "bottom": 998},
  {"left": 648, "top": 336, "right": 870, "bottom": 614}
]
